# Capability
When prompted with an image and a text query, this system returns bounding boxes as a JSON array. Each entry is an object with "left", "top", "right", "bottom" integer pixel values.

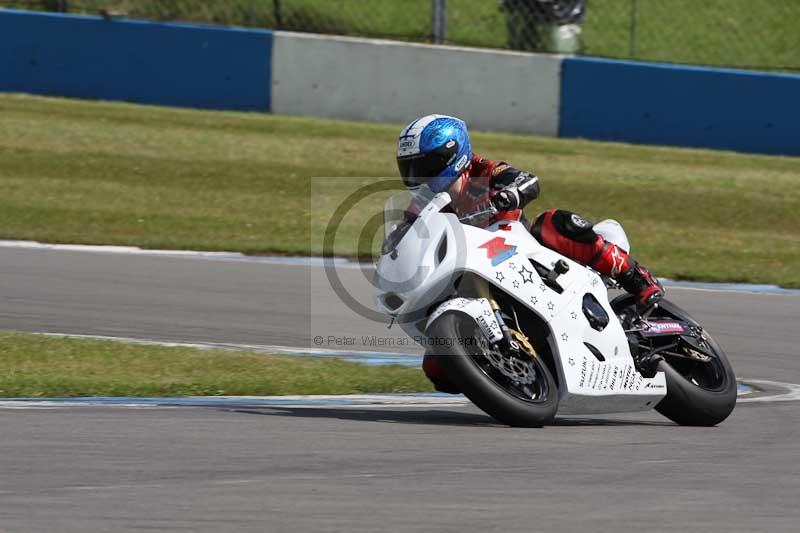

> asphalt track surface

[{"left": 1, "top": 246, "right": 799, "bottom": 532}]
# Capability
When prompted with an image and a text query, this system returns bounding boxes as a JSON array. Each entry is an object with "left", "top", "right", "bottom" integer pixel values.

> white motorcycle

[{"left": 375, "top": 187, "right": 737, "bottom": 427}]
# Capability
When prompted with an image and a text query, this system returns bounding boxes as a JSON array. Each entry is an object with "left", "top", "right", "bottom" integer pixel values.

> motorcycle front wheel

[{"left": 426, "top": 311, "right": 559, "bottom": 427}]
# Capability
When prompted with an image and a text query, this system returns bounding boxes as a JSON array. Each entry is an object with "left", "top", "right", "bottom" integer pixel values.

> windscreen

[
  {"left": 381, "top": 182, "right": 498, "bottom": 254},
  {"left": 380, "top": 186, "right": 436, "bottom": 255},
  {"left": 381, "top": 186, "right": 436, "bottom": 240}
]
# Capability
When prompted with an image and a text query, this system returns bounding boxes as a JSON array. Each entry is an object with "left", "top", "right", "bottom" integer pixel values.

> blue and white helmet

[{"left": 396, "top": 114, "right": 473, "bottom": 193}]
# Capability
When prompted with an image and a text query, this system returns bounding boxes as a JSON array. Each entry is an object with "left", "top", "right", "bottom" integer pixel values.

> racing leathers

[{"left": 447, "top": 155, "right": 664, "bottom": 309}]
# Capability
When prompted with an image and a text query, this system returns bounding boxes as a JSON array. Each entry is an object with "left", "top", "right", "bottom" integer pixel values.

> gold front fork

[{"left": 472, "top": 275, "right": 536, "bottom": 358}]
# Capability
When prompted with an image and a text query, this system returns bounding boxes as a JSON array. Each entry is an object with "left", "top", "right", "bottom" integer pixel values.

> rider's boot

[
  {"left": 422, "top": 352, "right": 461, "bottom": 394},
  {"left": 590, "top": 240, "right": 665, "bottom": 311}
]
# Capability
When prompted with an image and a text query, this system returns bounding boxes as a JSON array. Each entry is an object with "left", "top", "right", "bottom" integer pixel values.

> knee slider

[{"left": 551, "top": 210, "right": 597, "bottom": 244}]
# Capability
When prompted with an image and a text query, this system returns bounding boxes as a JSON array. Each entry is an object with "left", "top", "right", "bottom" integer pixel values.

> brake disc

[{"left": 479, "top": 333, "right": 537, "bottom": 385}]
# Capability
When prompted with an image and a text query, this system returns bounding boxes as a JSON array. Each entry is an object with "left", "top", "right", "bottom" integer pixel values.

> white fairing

[{"left": 375, "top": 192, "right": 666, "bottom": 415}]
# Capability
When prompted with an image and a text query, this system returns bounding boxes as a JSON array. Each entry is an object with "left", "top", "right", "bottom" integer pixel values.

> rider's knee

[{"left": 532, "top": 209, "right": 597, "bottom": 245}]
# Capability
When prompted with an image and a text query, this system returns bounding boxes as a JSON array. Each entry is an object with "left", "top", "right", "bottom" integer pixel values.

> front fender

[{"left": 425, "top": 297, "right": 503, "bottom": 343}]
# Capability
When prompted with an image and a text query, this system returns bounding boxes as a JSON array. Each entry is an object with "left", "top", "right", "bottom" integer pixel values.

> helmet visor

[{"left": 397, "top": 141, "right": 459, "bottom": 189}]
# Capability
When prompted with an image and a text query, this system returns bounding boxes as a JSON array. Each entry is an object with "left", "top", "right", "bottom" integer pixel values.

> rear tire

[
  {"left": 612, "top": 295, "right": 737, "bottom": 426},
  {"left": 655, "top": 332, "right": 737, "bottom": 426},
  {"left": 427, "top": 312, "right": 559, "bottom": 427}
]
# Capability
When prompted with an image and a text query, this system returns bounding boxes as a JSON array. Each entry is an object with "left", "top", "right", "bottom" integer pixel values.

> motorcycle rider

[{"left": 397, "top": 114, "right": 664, "bottom": 390}]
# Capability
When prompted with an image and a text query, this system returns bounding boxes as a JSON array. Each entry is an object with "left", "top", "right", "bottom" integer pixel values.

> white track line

[
  {"left": 0, "top": 383, "right": 793, "bottom": 411},
  {"left": 34, "top": 332, "right": 419, "bottom": 361},
  {"left": 737, "top": 380, "right": 800, "bottom": 403},
  {"left": 0, "top": 376, "right": 793, "bottom": 412},
  {"left": 0, "top": 395, "right": 471, "bottom": 410},
  {"left": 0, "top": 239, "right": 797, "bottom": 295},
  {"left": 0, "top": 240, "right": 358, "bottom": 267}
]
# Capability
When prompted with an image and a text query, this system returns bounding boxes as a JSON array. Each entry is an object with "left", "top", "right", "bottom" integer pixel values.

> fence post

[
  {"left": 431, "top": 0, "right": 447, "bottom": 44},
  {"left": 273, "top": 0, "right": 283, "bottom": 29},
  {"left": 629, "top": 0, "right": 638, "bottom": 57},
  {"left": 42, "top": 0, "right": 68, "bottom": 11}
]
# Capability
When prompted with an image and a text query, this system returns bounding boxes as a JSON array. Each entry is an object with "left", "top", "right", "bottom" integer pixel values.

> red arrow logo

[{"left": 479, "top": 237, "right": 517, "bottom": 266}]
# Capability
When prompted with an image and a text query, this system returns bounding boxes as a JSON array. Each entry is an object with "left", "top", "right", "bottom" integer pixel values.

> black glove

[
  {"left": 492, "top": 168, "right": 540, "bottom": 211},
  {"left": 492, "top": 188, "right": 521, "bottom": 211}
]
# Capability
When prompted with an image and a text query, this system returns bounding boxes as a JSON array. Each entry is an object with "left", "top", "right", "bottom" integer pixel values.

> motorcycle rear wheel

[
  {"left": 427, "top": 312, "right": 559, "bottom": 427},
  {"left": 654, "top": 330, "right": 737, "bottom": 426},
  {"left": 615, "top": 296, "right": 737, "bottom": 426}
]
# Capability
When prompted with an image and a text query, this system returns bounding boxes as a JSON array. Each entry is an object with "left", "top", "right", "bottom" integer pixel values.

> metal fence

[{"left": 3, "top": 0, "right": 799, "bottom": 71}]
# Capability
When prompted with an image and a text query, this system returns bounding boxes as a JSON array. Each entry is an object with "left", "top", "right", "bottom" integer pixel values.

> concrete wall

[
  {"left": 560, "top": 56, "right": 800, "bottom": 155},
  {"left": 0, "top": 9, "right": 272, "bottom": 111},
  {"left": 1, "top": 9, "right": 798, "bottom": 156},
  {"left": 271, "top": 32, "right": 562, "bottom": 136}
]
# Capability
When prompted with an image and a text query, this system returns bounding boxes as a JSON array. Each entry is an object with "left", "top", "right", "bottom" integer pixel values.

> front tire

[{"left": 427, "top": 312, "right": 559, "bottom": 427}]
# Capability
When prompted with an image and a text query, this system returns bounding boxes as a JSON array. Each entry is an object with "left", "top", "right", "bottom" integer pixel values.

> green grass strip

[
  {"left": 0, "top": 332, "right": 432, "bottom": 397},
  {"left": 0, "top": 94, "right": 798, "bottom": 287}
]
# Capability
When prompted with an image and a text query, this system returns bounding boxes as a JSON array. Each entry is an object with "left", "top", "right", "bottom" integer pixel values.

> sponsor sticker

[
  {"left": 570, "top": 213, "right": 590, "bottom": 228},
  {"left": 479, "top": 237, "right": 517, "bottom": 267},
  {"left": 491, "top": 163, "right": 510, "bottom": 177},
  {"left": 428, "top": 298, "right": 503, "bottom": 343},
  {"left": 454, "top": 154, "right": 469, "bottom": 173},
  {"left": 644, "top": 321, "right": 685, "bottom": 334},
  {"left": 579, "top": 358, "right": 588, "bottom": 387},
  {"left": 610, "top": 247, "right": 626, "bottom": 276},
  {"left": 396, "top": 137, "right": 420, "bottom": 157}
]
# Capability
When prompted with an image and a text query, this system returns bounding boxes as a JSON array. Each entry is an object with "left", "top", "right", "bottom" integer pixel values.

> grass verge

[
  {"left": 0, "top": 94, "right": 798, "bottom": 287},
  {"left": 0, "top": 332, "right": 432, "bottom": 397}
]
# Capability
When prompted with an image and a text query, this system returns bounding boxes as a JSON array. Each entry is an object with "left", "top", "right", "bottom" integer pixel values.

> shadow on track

[
  {"left": 227, "top": 407, "right": 674, "bottom": 427},
  {"left": 230, "top": 407, "right": 498, "bottom": 427}
]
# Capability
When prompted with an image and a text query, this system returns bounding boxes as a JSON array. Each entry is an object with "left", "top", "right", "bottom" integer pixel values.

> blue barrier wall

[
  {"left": 560, "top": 57, "right": 800, "bottom": 156},
  {"left": 0, "top": 9, "right": 272, "bottom": 111}
]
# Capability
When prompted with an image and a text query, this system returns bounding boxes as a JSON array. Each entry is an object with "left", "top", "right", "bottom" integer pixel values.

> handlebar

[
  {"left": 458, "top": 205, "right": 498, "bottom": 224},
  {"left": 457, "top": 186, "right": 523, "bottom": 225}
]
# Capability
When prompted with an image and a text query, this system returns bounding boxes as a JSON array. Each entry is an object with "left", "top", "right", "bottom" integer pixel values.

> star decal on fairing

[
  {"left": 508, "top": 262, "right": 516, "bottom": 269},
  {"left": 570, "top": 311, "right": 578, "bottom": 320},
  {"left": 530, "top": 296, "right": 538, "bottom": 305},
  {"left": 495, "top": 271, "right": 505, "bottom": 283},
  {"left": 561, "top": 333, "right": 569, "bottom": 342},
  {"left": 479, "top": 237, "right": 517, "bottom": 267},
  {"left": 547, "top": 301, "right": 555, "bottom": 311},
  {"left": 512, "top": 280, "right": 520, "bottom": 289},
  {"left": 539, "top": 282, "right": 547, "bottom": 292},
  {"left": 517, "top": 264, "right": 534, "bottom": 284},
  {"left": 568, "top": 357, "right": 576, "bottom": 366}
]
